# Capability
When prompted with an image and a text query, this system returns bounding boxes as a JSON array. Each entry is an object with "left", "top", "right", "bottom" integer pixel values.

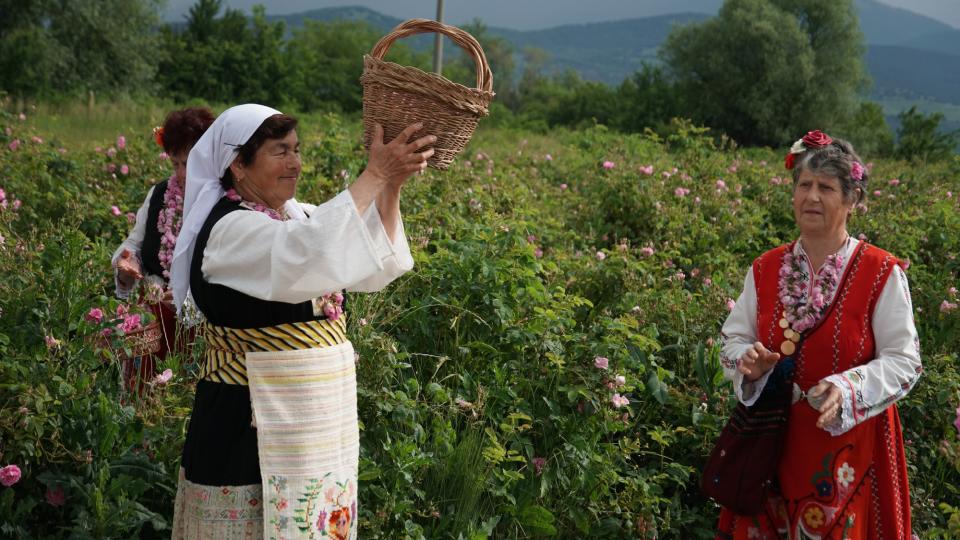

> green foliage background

[{"left": 0, "top": 107, "right": 958, "bottom": 538}]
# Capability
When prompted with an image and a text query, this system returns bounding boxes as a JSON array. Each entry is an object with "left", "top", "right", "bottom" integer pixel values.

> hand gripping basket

[{"left": 361, "top": 18, "right": 495, "bottom": 170}]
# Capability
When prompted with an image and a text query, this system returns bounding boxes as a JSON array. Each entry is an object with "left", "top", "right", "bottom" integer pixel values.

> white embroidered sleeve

[
  {"left": 202, "top": 190, "right": 413, "bottom": 303},
  {"left": 721, "top": 268, "right": 775, "bottom": 405},
  {"left": 821, "top": 265, "right": 921, "bottom": 436},
  {"left": 111, "top": 186, "right": 154, "bottom": 299}
]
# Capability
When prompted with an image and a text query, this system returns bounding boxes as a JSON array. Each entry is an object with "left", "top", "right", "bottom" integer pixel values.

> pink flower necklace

[
  {"left": 776, "top": 242, "right": 845, "bottom": 353},
  {"left": 225, "top": 188, "right": 344, "bottom": 321},
  {"left": 225, "top": 188, "right": 286, "bottom": 221},
  {"left": 157, "top": 174, "right": 184, "bottom": 280}
]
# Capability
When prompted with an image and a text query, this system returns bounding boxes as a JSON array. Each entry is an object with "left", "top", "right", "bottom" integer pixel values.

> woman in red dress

[
  {"left": 112, "top": 107, "right": 215, "bottom": 392},
  {"left": 715, "top": 131, "right": 921, "bottom": 539}
]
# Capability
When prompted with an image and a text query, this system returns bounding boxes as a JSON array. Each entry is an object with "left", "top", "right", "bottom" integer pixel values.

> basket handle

[{"left": 370, "top": 18, "right": 493, "bottom": 93}]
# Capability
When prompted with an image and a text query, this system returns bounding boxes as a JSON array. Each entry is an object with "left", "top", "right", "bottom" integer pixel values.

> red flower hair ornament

[{"left": 784, "top": 130, "right": 833, "bottom": 170}]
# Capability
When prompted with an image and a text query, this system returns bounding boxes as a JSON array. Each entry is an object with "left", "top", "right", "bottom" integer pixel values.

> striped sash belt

[{"left": 200, "top": 317, "right": 348, "bottom": 385}]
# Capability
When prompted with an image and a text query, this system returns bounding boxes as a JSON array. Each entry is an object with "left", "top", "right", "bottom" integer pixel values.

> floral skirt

[{"left": 173, "top": 342, "right": 358, "bottom": 540}]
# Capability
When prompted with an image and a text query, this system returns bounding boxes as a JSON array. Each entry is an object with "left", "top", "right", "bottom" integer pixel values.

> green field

[{"left": 0, "top": 105, "right": 958, "bottom": 538}]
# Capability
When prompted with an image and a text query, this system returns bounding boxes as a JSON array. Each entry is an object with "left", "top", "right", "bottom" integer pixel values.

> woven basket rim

[{"left": 361, "top": 54, "right": 496, "bottom": 103}]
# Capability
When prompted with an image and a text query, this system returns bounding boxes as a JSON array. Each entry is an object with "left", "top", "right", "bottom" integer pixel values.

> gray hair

[{"left": 791, "top": 138, "right": 867, "bottom": 205}]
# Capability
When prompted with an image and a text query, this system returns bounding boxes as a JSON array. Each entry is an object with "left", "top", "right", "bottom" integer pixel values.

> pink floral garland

[
  {"left": 777, "top": 247, "right": 843, "bottom": 333},
  {"left": 224, "top": 188, "right": 345, "bottom": 321},
  {"left": 157, "top": 174, "right": 184, "bottom": 280}
]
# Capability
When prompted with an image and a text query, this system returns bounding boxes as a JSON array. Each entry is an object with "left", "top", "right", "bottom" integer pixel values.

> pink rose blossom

[
  {"left": 639, "top": 165, "right": 654, "bottom": 176},
  {"left": 594, "top": 356, "right": 609, "bottom": 370},
  {"left": 954, "top": 406, "right": 960, "bottom": 437},
  {"left": 769, "top": 177, "right": 782, "bottom": 185},
  {"left": 17, "top": 113, "right": 25, "bottom": 121},
  {"left": 949, "top": 287, "right": 957, "bottom": 297},
  {"left": 888, "top": 178, "right": 899, "bottom": 186},
  {"left": 0, "top": 464, "right": 21, "bottom": 486},
  {"left": 7, "top": 139, "right": 20, "bottom": 151},
  {"left": 534, "top": 248, "right": 543, "bottom": 258},
  {"left": 126, "top": 212, "right": 136, "bottom": 224},
  {"left": 153, "top": 368, "right": 173, "bottom": 385},
  {"left": 716, "top": 179, "right": 727, "bottom": 190},
  {"left": 544, "top": 154, "right": 552, "bottom": 161},
  {"left": 611, "top": 393, "right": 629, "bottom": 408},
  {"left": 45, "top": 486, "right": 66, "bottom": 507},
  {"left": 44, "top": 335, "right": 61, "bottom": 349},
  {"left": 118, "top": 314, "right": 142, "bottom": 333},
  {"left": 11, "top": 199, "right": 20, "bottom": 211},
  {"left": 596, "top": 251, "right": 606, "bottom": 261},
  {"left": 532, "top": 457, "right": 546, "bottom": 475},
  {"left": 559, "top": 183, "right": 567, "bottom": 190},
  {"left": 726, "top": 298, "right": 736, "bottom": 311},
  {"left": 31, "top": 136, "right": 43, "bottom": 144},
  {"left": 116, "top": 135, "right": 126, "bottom": 150},
  {"left": 86, "top": 308, "right": 104, "bottom": 323},
  {"left": 111, "top": 206, "right": 121, "bottom": 216},
  {"left": 602, "top": 160, "right": 615, "bottom": 169},
  {"left": 106, "top": 147, "right": 117, "bottom": 158},
  {"left": 674, "top": 187, "right": 690, "bottom": 197},
  {"left": 850, "top": 161, "right": 864, "bottom": 181},
  {"left": 940, "top": 301, "right": 958, "bottom": 313},
  {"left": 614, "top": 375, "right": 626, "bottom": 387},
  {"left": 120, "top": 164, "right": 129, "bottom": 175},
  {"left": 873, "top": 190, "right": 882, "bottom": 197},
  {"left": 159, "top": 152, "right": 169, "bottom": 160}
]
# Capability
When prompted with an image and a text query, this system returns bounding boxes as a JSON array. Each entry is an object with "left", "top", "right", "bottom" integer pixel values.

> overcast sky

[{"left": 161, "top": 0, "right": 960, "bottom": 30}]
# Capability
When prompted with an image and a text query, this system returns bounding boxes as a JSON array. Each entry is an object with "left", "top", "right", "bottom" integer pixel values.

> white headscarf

[{"left": 170, "top": 103, "right": 286, "bottom": 311}]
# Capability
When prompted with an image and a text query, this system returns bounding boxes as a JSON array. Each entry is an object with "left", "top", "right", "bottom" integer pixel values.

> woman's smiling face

[
  {"left": 792, "top": 169, "right": 855, "bottom": 237},
  {"left": 234, "top": 129, "right": 302, "bottom": 209}
]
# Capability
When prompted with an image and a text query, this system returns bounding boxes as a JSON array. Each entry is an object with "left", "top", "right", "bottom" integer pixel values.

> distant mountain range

[{"left": 264, "top": 1, "right": 960, "bottom": 112}]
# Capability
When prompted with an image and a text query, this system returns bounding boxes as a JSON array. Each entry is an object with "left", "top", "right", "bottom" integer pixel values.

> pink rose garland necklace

[
  {"left": 157, "top": 174, "right": 184, "bottom": 280},
  {"left": 775, "top": 243, "right": 844, "bottom": 355},
  {"left": 224, "top": 188, "right": 344, "bottom": 321}
]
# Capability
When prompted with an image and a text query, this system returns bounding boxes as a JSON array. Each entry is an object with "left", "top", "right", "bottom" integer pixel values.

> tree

[
  {"left": 614, "top": 64, "right": 683, "bottom": 133},
  {"left": 894, "top": 106, "right": 958, "bottom": 162},
  {"left": 662, "top": 0, "right": 868, "bottom": 146},
  {"left": 0, "top": 0, "right": 162, "bottom": 98},
  {"left": 457, "top": 20, "right": 516, "bottom": 108}
]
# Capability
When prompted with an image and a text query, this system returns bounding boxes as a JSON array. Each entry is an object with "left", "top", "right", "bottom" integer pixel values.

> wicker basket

[
  {"left": 361, "top": 18, "right": 495, "bottom": 170},
  {"left": 96, "top": 319, "right": 163, "bottom": 361}
]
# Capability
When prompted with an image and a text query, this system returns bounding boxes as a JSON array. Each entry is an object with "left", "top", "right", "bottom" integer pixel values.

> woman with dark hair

[
  {"left": 169, "top": 104, "right": 433, "bottom": 539},
  {"left": 112, "top": 106, "right": 216, "bottom": 391},
  {"left": 711, "top": 131, "right": 921, "bottom": 538}
]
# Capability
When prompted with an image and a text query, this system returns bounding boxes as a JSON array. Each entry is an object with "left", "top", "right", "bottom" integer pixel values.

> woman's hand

[
  {"left": 365, "top": 123, "right": 436, "bottom": 187},
  {"left": 808, "top": 381, "right": 843, "bottom": 430},
  {"left": 737, "top": 341, "right": 781, "bottom": 381},
  {"left": 116, "top": 249, "right": 143, "bottom": 285}
]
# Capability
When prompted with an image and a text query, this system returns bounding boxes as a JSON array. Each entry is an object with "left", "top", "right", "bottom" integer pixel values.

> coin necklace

[{"left": 776, "top": 244, "right": 844, "bottom": 355}]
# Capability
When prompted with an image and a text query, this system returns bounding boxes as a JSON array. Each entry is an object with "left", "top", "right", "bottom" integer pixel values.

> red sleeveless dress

[{"left": 716, "top": 242, "right": 912, "bottom": 539}]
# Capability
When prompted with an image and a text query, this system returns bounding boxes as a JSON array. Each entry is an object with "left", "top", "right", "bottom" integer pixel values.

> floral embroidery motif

[
  {"left": 837, "top": 462, "right": 855, "bottom": 488},
  {"left": 267, "top": 473, "right": 357, "bottom": 539},
  {"left": 815, "top": 478, "right": 833, "bottom": 498},
  {"left": 803, "top": 505, "right": 825, "bottom": 528}
]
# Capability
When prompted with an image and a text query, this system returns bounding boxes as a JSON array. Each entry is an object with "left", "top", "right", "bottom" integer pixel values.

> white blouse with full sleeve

[
  {"left": 200, "top": 189, "right": 414, "bottom": 303},
  {"left": 719, "top": 238, "right": 921, "bottom": 436},
  {"left": 111, "top": 186, "right": 155, "bottom": 299}
]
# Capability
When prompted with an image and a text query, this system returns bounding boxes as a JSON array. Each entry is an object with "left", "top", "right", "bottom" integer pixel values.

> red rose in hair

[
  {"left": 153, "top": 126, "right": 165, "bottom": 148},
  {"left": 784, "top": 153, "right": 797, "bottom": 170},
  {"left": 801, "top": 130, "right": 832, "bottom": 148}
]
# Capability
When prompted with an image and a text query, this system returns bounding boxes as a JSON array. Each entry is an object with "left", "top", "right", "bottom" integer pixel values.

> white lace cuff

[{"left": 821, "top": 375, "right": 855, "bottom": 436}]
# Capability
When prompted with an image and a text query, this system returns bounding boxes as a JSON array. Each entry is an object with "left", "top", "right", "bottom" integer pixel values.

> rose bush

[{"left": 0, "top": 107, "right": 957, "bottom": 537}]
